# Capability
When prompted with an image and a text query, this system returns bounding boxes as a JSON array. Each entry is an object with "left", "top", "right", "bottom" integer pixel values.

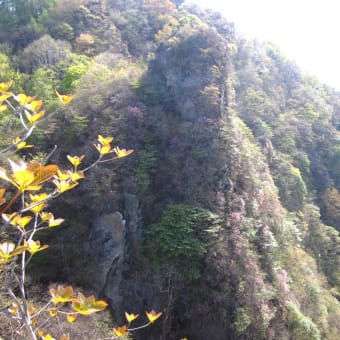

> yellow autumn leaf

[
  {"left": 0, "top": 160, "right": 57, "bottom": 192},
  {"left": 55, "top": 169, "right": 71, "bottom": 181},
  {"left": 25, "top": 202, "right": 46, "bottom": 214},
  {"left": 3, "top": 213, "right": 32, "bottom": 229},
  {"left": 53, "top": 179, "right": 79, "bottom": 193},
  {"left": 25, "top": 99, "right": 43, "bottom": 112},
  {"left": 16, "top": 215, "right": 32, "bottom": 228},
  {"left": 24, "top": 239, "right": 49, "bottom": 255},
  {"left": 55, "top": 90, "right": 74, "bottom": 104},
  {"left": 49, "top": 308, "right": 58, "bottom": 317},
  {"left": 18, "top": 215, "right": 33, "bottom": 228},
  {"left": 112, "top": 325, "right": 128, "bottom": 337},
  {"left": 125, "top": 311, "right": 139, "bottom": 323},
  {"left": 0, "top": 160, "right": 37, "bottom": 192},
  {"left": 66, "top": 313, "right": 77, "bottom": 323},
  {"left": 94, "top": 143, "right": 114, "bottom": 155},
  {"left": 40, "top": 211, "right": 53, "bottom": 222},
  {"left": 16, "top": 93, "right": 34, "bottom": 105},
  {"left": 8, "top": 303, "right": 18, "bottom": 315},
  {"left": 24, "top": 109, "right": 45, "bottom": 125},
  {"left": 72, "top": 293, "right": 108, "bottom": 315},
  {"left": 27, "top": 193, "right": 48, "bottom": 213},
  {"left": 0, "top": 242, "right": 27, "bottom": 263},
  {"left": 17, "top": 141, "right": 34, "bottom": 150},
  {"left": 48, "top": 217, "right": 64, "bottom": 228},
  {"left": 98, "top": 135, "right": 113, "bottom": 145},
  {"left": 67, "top": 155, "right": 84, "bottom": 168},
  {"left": 12, "top": 170, "right": 36, "bottom": 191},
  {"left": 68, "top": 171, "right": 85, "bottom": 182},
  {"left": 49, "top": 285, "right": 75, "bottom": 305},
  {"left": 0, "top": 242, "right": 15, "bottom": 257},
  {"left": 29, "top": 192, "right": 48, "bottom": 203},
  {"left": 113, "top": 147, "right": 134, "bottom": 158},
  {"left": 146, "top": 310, "right": 162, "bottom": 323},
  {"left": 13, "top": 136, "right": 34, "bottom": 150},
  {"left": 0, "top": 80, "right": 13, "bottom": 92},
  {"left": 40, "top": 211, "right": 64, "bottom": 227},
  {"left": 0, "top": 92, "right": 12, "bottom": 103},
  {"left": 2, "top": 212, "right": 18, "bottom": 224},
  {"left": 38, "top": 330, "right": 47, "bottom": 337}
]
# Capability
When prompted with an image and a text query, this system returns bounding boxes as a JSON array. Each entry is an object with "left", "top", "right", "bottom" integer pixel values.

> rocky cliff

[{"left": 4, "top": 1, "right": 340, "bottom": 339}]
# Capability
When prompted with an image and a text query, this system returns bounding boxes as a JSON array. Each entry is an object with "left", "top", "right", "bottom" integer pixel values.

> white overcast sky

[{"left": 187, "top": 0, "right": 340, "bottom": 89}]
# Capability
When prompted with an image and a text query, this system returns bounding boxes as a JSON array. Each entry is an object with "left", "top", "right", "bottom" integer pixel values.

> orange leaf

[
  {"left": 8, "top": 303, "right": 18, "bottom": 315},
  {"left": 113, "top": 325, "right": 128, "bottom": 337},
  {"left": 38, "top": 330, "right": 46, "bottom": 337},
  {"left": 28, "top": 305, "right": 37, "bottom": 315},
  {"left": 60, "top": 336, "right": 70, "bottom": 340},
  {"left": 0, "top": 188, "right": 6, "bottom": 206},
  {"left": 28, "top": 163, "right": 59, "bottom": 185}
]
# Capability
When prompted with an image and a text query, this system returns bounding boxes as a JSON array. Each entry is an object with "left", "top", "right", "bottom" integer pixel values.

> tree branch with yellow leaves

[{"left": 0, "top": 80, "right": 161, "bottom": 339}]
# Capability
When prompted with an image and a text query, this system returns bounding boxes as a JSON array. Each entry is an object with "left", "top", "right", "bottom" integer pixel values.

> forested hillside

[{"left": 1, "top": 1, "right": 340, "bottom": 339}]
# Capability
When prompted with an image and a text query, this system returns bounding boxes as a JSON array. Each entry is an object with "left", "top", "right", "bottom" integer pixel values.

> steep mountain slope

[{"left": 1, "top": 1, "right": 340, "bottom": 339}]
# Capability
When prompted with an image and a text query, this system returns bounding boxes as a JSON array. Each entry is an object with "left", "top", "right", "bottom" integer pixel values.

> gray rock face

[
  {"left": 124, "top": 193, "right": 142, "bottom": 246},
  {"left": 81, "top": 192, "right": 142, "bottom": 308},
  {"left": 83, "top": 212, "right": 126, "bottom": 305}
]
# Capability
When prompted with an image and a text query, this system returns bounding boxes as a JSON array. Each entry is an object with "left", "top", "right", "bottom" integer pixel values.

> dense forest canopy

[{"left": 0, "top": 0, "right": 340, "bottom": 339}]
